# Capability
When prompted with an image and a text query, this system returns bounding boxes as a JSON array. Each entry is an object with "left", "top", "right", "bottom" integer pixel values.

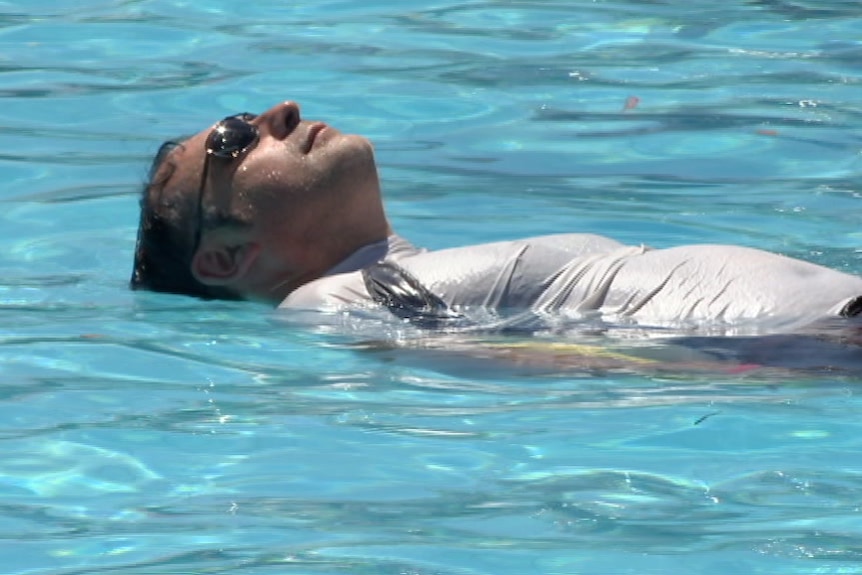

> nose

[{"left": 256, "top": 101, "right": 301, "bottom": 140}]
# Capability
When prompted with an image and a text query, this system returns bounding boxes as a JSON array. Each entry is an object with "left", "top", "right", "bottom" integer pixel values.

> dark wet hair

[{"left": 130, "top": 140, "right": 241, "bottom": 300}]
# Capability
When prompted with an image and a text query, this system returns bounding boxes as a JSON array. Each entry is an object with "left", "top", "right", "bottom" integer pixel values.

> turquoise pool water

[{"left": 3, "top": 1, "right": 862, "bottom": 573}]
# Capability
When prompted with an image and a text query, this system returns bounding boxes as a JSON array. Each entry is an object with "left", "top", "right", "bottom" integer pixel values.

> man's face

[
  {"left": 151, "top": 100, "right": 387, "bottom": 301},
  {"left": 167, "top": 100, "right": 379, "bottom": 241}
]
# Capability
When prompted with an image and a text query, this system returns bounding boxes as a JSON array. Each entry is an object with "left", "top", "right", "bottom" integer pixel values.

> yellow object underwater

[{"left": 487, "top": 340, "right": 659, "bottom": 365}]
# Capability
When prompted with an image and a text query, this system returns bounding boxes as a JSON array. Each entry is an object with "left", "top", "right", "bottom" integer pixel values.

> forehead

[{"left": 148, "top": 128, "right": 211, "bottom": 209}]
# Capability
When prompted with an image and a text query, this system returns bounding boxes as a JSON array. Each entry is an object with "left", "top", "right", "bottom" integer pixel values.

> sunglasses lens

[{"left": 207, "top": 116, "right": 259, "bottom": 158}]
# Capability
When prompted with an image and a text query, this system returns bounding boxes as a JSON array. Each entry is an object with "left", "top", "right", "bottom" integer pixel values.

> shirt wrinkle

[{"left": 280, "top": 235, "right": 862, "bottom": 335}]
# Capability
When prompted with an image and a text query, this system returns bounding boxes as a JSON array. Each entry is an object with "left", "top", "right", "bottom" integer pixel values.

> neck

[{"left": 246, "top": 267, "right": 323, "bottom": 305}]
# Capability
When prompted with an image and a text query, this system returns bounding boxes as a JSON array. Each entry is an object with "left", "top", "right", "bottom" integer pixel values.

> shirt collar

[{"left": 324, "top": 234, "right": 421, "bottom": 276}]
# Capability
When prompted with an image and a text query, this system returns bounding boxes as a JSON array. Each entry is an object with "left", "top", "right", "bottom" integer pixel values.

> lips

[{"left": 304, "top": 122, "right": 328, "bottom": 153}]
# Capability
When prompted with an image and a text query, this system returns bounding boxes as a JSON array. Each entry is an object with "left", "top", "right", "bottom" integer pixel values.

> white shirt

[{"left": 280, "top": 233, "right": 862, "bottom": 336}]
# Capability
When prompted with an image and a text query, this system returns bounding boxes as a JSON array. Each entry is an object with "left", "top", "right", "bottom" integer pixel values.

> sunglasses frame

[{"left": 189, "top": 113, "right": 260, "bottom": 265}]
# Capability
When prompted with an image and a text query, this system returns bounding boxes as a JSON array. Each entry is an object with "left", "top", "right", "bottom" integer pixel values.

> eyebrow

[
  {"left": 150, "top": 139, "right": 186, "bottom": 178},
  {"left": 143, "top": 140, "right": 182, "bottom": 198}
]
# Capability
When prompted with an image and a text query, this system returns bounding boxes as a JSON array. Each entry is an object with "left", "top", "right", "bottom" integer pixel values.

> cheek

[
  {"left": 232, "top": 136, "right": 375, "bottom": 213},
  {"left": 235, "top": 158, "right": 307, "bottom": 200}
]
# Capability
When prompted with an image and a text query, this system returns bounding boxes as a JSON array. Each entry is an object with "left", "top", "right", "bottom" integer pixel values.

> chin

[
  {"left": 340, "top": 133, "right": 375, "bottom": 156},
  {"left": 329, "top": 133, "right": 377, "bottom": 176}
]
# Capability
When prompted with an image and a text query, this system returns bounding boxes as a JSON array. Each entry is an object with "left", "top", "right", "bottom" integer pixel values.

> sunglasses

[
  {"left": 189, "top": 113, "right": 260, "bottom": 261},
  {"left": 206, "top": 112, "right": 259, "bottom": 158}
]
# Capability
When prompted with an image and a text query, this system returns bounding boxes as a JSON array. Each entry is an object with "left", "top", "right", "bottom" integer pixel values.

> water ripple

[{"left": 3, "top": 1, "right": 862, "bottom": 574}]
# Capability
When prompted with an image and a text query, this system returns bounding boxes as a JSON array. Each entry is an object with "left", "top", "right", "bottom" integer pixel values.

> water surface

[{"left": 2, "top": 1, "right": 862, "bottom": 574}]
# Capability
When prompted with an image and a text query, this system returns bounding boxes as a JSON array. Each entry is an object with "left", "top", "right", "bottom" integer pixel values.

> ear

[{"left": 191, "top": 241, "right": 261, "bottom": 286}]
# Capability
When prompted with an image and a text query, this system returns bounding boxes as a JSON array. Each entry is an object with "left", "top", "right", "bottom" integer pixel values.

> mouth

[{"left": 304, "top": 122, "right": 329, "bottom": 154}]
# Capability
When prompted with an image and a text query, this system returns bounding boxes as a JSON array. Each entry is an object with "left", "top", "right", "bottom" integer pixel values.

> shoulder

[
  {"left": 278, "top": 271, "right": 370, "bottom": 311},
  {"left": 393, "top": 233, "right": 628, "bottom": 269},
  {"left": 516, "top": 233, "right": 627, "bottom": 255},
  {"left": 279, "top": 234, "right": 424, "bottom": 310}
]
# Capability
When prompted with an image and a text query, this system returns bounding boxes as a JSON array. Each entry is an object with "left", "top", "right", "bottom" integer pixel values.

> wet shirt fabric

[{"left": 279, "top": 234, "right": 862, "bottom": 335}]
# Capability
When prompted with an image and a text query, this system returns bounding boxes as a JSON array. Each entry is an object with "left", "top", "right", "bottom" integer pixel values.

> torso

[{"left": 280, "top": 234, "right": 862, "bottom": 335}]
